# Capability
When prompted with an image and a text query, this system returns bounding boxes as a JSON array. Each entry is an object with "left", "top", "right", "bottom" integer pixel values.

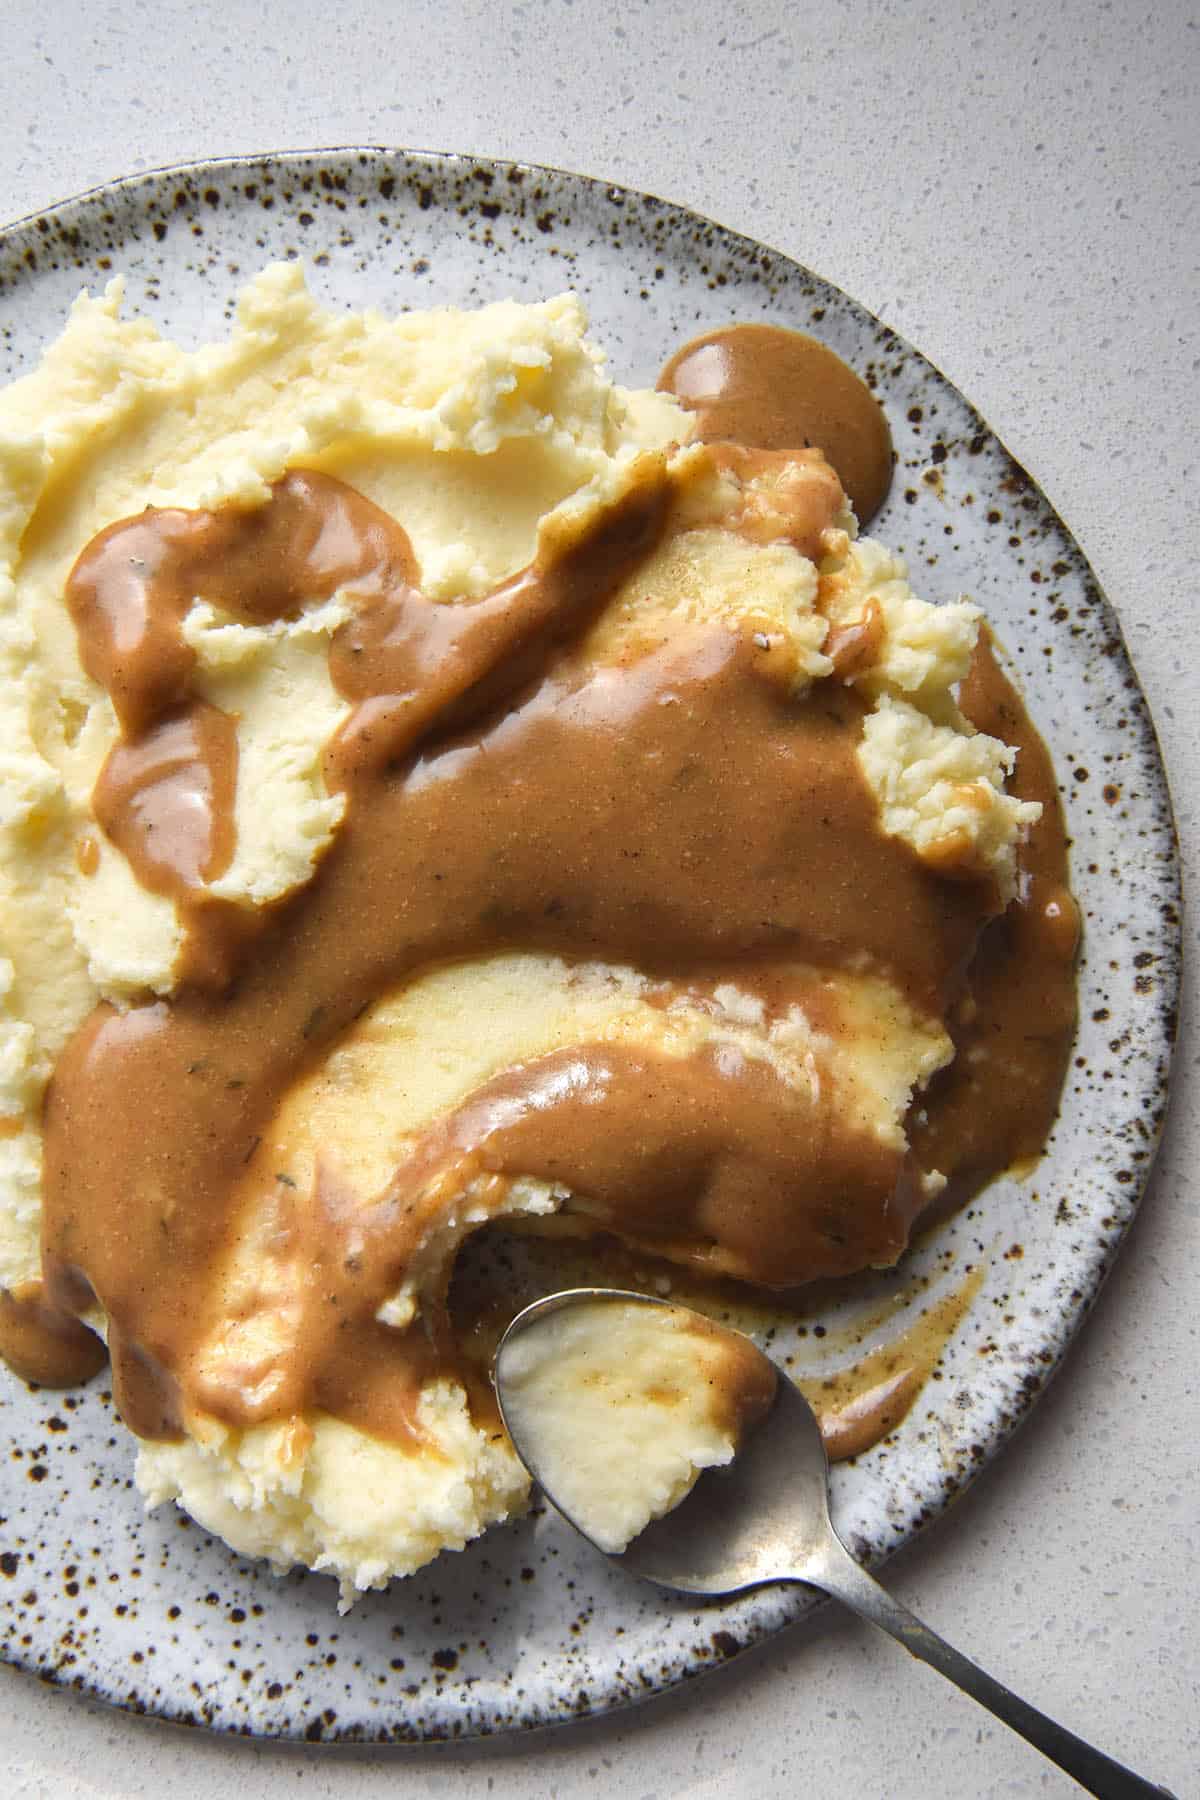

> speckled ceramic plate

[{"left": 0, "top": 149, "right": 1181, "bottom": 1742}]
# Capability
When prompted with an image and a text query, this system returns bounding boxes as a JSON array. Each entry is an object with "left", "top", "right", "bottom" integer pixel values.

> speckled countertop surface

[{"left": 2, "top": 2, "right": 1196, "bottom": 1795}]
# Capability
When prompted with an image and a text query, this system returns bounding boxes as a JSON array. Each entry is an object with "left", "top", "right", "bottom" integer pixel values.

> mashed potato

[
  {"left": 495, "top": 1296, "right": 775, "bottom": 1555},
  {"left": 0, "top": 266, "right": 1040, "bottom": 1605}
]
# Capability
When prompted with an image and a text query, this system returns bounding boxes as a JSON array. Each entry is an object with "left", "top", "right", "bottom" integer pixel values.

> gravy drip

[
  {"left": 910, "top": 631, "right": 1079, "bottom": 1200},
  {"left": 659, "top": 323, "right": 894, "bottom": 526},
  {"left": 807, "top": 1264, "right": 984, "bottom": 1460},
  {"left": 0, "top": 1282, "right": 107, "bottom": 1388}
]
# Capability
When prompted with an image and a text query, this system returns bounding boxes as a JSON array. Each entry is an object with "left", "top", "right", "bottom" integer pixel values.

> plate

[{"left": 0, "top": 148, "right": 1181, "bottom": 1742}]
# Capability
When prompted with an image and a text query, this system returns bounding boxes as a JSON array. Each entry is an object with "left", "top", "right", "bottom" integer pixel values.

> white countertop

[{"left": 3, "top": 2, "right": 1196, "bottom": 1795}]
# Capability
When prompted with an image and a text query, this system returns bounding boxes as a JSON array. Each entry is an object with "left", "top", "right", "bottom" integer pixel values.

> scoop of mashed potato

[
  {"left": 0, "top": 266, "right": 1037, "bottom": 1605},
  {"left": 495, "top": 1296, "right": 775, "bottom": 1555}
]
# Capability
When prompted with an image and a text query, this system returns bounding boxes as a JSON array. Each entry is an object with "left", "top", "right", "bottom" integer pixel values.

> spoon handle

[{"left": 797, "top": 1532, "right": 1176, "bottom": 1799}]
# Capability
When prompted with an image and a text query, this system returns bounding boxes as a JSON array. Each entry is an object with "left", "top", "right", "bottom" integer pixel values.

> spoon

[{"left": 494, "top": 1288, "right": 1175, "bottom": 1799}]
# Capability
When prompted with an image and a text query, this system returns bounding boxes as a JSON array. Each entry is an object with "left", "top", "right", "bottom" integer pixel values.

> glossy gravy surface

[
  {"left": 659, "top": 323, "right": 894, "bottom": 526},
  {"left": 2, "top": 324, "right": 1076, "bottom": 1467}
]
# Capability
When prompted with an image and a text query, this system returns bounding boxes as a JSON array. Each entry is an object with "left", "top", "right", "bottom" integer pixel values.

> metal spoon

[{"left": 494, "top": 1288, "right": 1175, "bottom": 1799}]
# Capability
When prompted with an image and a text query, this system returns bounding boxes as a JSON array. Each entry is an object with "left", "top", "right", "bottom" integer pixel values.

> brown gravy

[
  {"left": 807, "top": 1264, "right": 984, "bottom": 1460},
  {"left": 910, "top": 631, "right": 1079, "bottom": 1199},
  {"left": 659, "top": 323, "right": 894, "bottom": 526},
  {"left": 1, "top": 323, "right": 1076, "bottom": 1469},
  {"left": 0, "top": 1282, "right": 107, "bottom": 1388}
]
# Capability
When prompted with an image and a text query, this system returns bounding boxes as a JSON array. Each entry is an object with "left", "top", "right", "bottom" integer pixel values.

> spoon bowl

[
  {"left": 494, "top": 1288, "right": 1174, "bottom": 1800},
  {"left": 615, "top": 1359, "right": 836, "bottom": 1597}
]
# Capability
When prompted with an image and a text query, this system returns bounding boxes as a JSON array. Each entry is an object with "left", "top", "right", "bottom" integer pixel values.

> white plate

[{"left": 0, "top": 149, "right": 1180, "bottom": 1742}]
